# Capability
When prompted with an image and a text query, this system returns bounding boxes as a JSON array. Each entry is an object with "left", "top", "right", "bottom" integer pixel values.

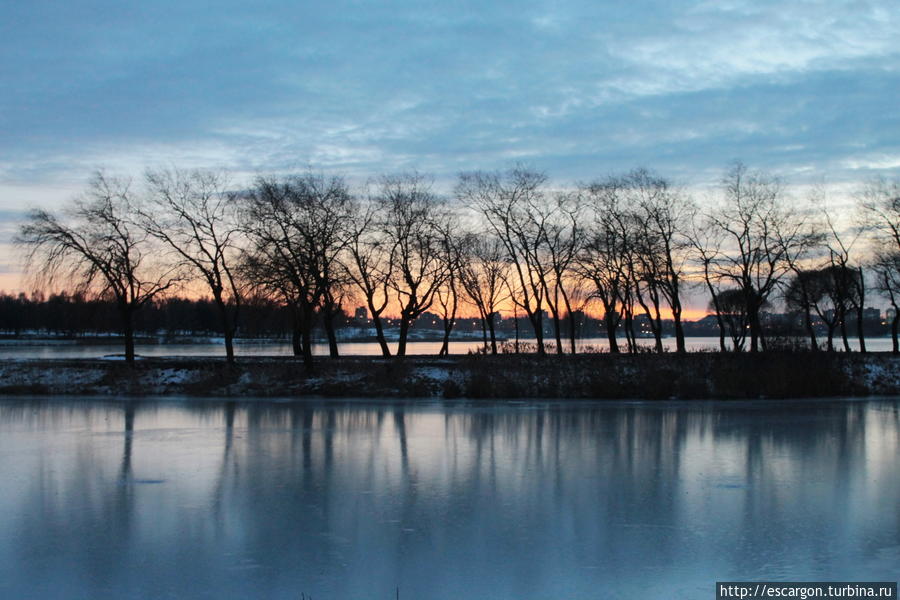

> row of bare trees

[{"left": 16, "top": 163, "right": 900, "bottom": 363}]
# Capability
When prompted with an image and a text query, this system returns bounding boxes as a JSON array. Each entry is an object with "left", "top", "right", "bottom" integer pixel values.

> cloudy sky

[{"left": 0, "top": 0, "right": 898, "bottom": 289}]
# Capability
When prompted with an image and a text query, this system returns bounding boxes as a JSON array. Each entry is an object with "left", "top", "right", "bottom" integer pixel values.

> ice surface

[{"left": 0, "top": 398, "right": 898, "bottom": 599}]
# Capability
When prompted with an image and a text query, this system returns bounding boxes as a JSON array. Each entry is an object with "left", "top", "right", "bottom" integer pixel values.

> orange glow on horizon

[
  {"left": 0, "top": 276, "right": 714, "bottom": 322},
  {"left": 381, "top": 305, "right": 711, "bottom": 322}
]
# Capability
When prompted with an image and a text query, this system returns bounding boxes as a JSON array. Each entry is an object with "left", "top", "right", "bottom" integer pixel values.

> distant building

[
  {"left": 354, "top": 306, "right": 368, "bottom": 321},
  {"left": 568, "top": 310, "right": 586, "bottom": 323},
  {"left": 863, "top": 307, "right": 881, "bottom": 320},
  {"left": 633, "top": 313, "right": 655, "bottom": 334},
  {"left": 417, "top": 312, "right": 441, "bottom": 328}
]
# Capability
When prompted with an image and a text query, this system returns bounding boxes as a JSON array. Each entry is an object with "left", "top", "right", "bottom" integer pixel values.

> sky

[{"left": 0, "top": 0, "right": 899, "bottom": 294}]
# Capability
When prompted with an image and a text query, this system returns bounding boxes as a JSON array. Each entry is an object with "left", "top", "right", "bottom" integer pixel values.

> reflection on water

[
  {"left": 0, "top": 398, "right": 898, "bottom": 599},
  {"left": 1, "top": 336, "right": 896, "bottom": 359}
]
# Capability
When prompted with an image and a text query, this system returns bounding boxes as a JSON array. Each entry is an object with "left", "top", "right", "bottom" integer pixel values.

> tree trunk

[
  {"left": 604, "top": 308, "right": 619, "bottom": 354},
  {"left": 224, "top": 328, "right": 235, "bottom": 363},
  {"left": 856, "top": 267, "right": 867, "bottom": 354},
  {"left": 839, "top": 309, "right": 851, "bottom": 352},
  {"left": 748, "top": 308, "right": 760, "bottom": 353},
  {"left": 528, "top": 309, "right": 545, "bottom": 355},
  {"left": 650, "top": 307, "right": 664, "bottom": 353},
  {"left": 855, "top": 305, "right": 867, "bottom": 354},
  {"left": 622, "top": 302, "right": 636, "bottom": 353},
  {"left": 704, "top": 279, "right": 726, "bottom": 352},
  {"left": 291, "top": 306, "right": 303, "bottom": 357},
  {"left": 635, "top": 287, "right": 663, "bottom": 353},
  {"left": 121, "top": 306, "right": 135, "bottom": 364},
  {"left": 567, "top": 312, "right": 577, "bottom": 355},
  {"left": 397, "top": 315, "right": 411, "bottom": 357},
  {"left": 439, "top": 285, "right": 458, "bottom": 357},
  {"left": 513, "top": 310, "right": 520, "bottom": 354},
  {"left": 439, "top": 324, "right": 451, "bottom": 356},
  {"left": 488, "top": 314, "right": 498, "bottom": 355},
  {"left": 559, "top": 287, "right": 577, "bottom": 355},
  {"left": 439, "top": 309, "right": 456, "bottom": 356},
  {"left": 479, "top": 309, "right": 488, "bottom": 353},
  {"left": 370, "top": 312, "right": 391, "bottom": 357},
  {"left": 323, "top": 310, "right": 340, "bottom": 358},
  {"left": 716, "top": 313, "right": 727, "bottom": 353},
  {"left": 291, "top": 327, "right": 302, "bottom": 356},
  {"left": 803, "top": 305, "right": 818, "bottom": 351},
  {"left": 856, "top": 307, "right": 866, "bottom": 354},
  {"left": 214, "top": 296, "right": 236, "bottom": 364},
  {"left": 672, "top": 304, "right": 686, "bottom": 354},
  {"left": 551, "top": 307, "right": 563, "bottom": 355},
  {"left": 626, "top": 317, "right": 637, "bottom": 353},
  {"left": 300, "top": 305, "right": 314, "bottom": 371},
  {"left": 892, "top": 309, "right": 899, "bottom": 355}
]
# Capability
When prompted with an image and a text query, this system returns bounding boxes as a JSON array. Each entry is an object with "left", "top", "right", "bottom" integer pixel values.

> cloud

[
  {"left": 0, "top": 209, "right": 26, "bottom": 240},
  {"left": 0, "top": 0, "right": 897, "bottom": 191}
]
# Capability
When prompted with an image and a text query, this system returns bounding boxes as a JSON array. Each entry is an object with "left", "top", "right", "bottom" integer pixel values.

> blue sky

[{"left": 0, "top": 0, "right": 899, "bottom": 287}]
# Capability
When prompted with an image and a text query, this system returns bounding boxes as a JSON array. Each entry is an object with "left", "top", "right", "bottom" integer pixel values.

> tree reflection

[{"left": 1, "top": 399, "right": 898, "bottom": 599}]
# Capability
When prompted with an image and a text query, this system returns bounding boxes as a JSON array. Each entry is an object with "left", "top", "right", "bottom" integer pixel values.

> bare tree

[
  {"left": 458, "top": 233, "right": 510, "bottom": 354},
  {"left": 707, "top": 162, "right": 815, "bottom": 352},
  {"left": 858, "top": 176, "right": 900, "bottom": 352},
  {"left": 379, "top": 173, "right": 448, "bottom": 357},
  {"left": 241, "top": 178, "right": 318, "bottom": 367},
  {"left": 625, "top": 169, "right": 694, "bottom": 353},
  {"left": 631, "top": 229, "right": 666, "bottom": 352},
  {"left": 457, "top": 167, "right": 551, "bottom": 354},
  {"left": 140, "top": 168, "right": 244, "bottom": 363},
  {"left": 687, "top": 213, "right": 728, "bottom": 352},
  {"left": 575, "top": 178, "right": 633, "bottom": 353},
  {"left": 821, "top": 207, "right": 867, "bottom": 352},
  {"left": 298, "top": 175, "right": 355, "bottom": 358},
  {"left": 541, "top": 191, "right": 584, "bottom": 354},
  {"left": 619, "top": 262, "right": 640, "bottom": 354},
  {"left": 434, "top": 213, "right": 463, "bottom": 356},
  {"left": 871, "top": 249, "right": 900, "bottom": 353},
  {"left": 344, "top": 197, "right": 394, "bottom": 357},
  {"left": 17, "top": 172, "right": 180, "bottom": 362},
  {"left": 859, "top": 176, "right": 900, "bottom": 252},
  {"left": 321, "top": 279, "right": 352, "bottom": 359},
  {"left": 784, "top": 269, "right": 822, "bottom": 350},
  {"left": 241, "top": 174, "right": 353, "bottom": 369},
  {"left": 621, "top": 173, "right": 667, "bottom": 353},
  {"left": 816, "top": 264, "right": 860, "bottom": 351},
  {"left": 713, "top": 288, "right": 751, "bottom": 351}
]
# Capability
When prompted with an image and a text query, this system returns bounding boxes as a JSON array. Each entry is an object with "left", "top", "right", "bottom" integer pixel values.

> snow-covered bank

[{"left": 0, "top": 354, "right": 898, "bottom": 399}]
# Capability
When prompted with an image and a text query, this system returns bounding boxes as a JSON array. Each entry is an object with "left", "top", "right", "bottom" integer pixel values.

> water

[
  {"left": 0, "top": 398, "right": 897, "bottom": 599},
  {"left": 0, "top": 336, "right": 895, "bottom": 359}
]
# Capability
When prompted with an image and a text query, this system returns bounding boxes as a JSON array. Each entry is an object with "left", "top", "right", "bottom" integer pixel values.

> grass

[{"left": 0, "top": 352, "right": 897, "bottom": 400}]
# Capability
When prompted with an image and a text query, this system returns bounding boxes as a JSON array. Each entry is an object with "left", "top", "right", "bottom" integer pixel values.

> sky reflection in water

[{"left": 0, "top": 398, "right": 898, "bottom": 599}]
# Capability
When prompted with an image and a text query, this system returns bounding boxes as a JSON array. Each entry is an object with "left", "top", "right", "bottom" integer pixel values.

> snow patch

[{"left": 414, "top": 366, "right": 452, "bottom": 382}]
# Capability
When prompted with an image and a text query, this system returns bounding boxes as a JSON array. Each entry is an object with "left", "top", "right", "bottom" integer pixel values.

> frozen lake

[
  {"left": 0, "top": 398, "right": 898, "bottom": 599},
  {"left": 0, "top": 336, "right": 895, "bottom": 359}
]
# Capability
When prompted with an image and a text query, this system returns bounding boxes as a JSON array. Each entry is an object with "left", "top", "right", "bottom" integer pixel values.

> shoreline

[{"left": 1, "top": 353, "right": 898, "bottom": 400}]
